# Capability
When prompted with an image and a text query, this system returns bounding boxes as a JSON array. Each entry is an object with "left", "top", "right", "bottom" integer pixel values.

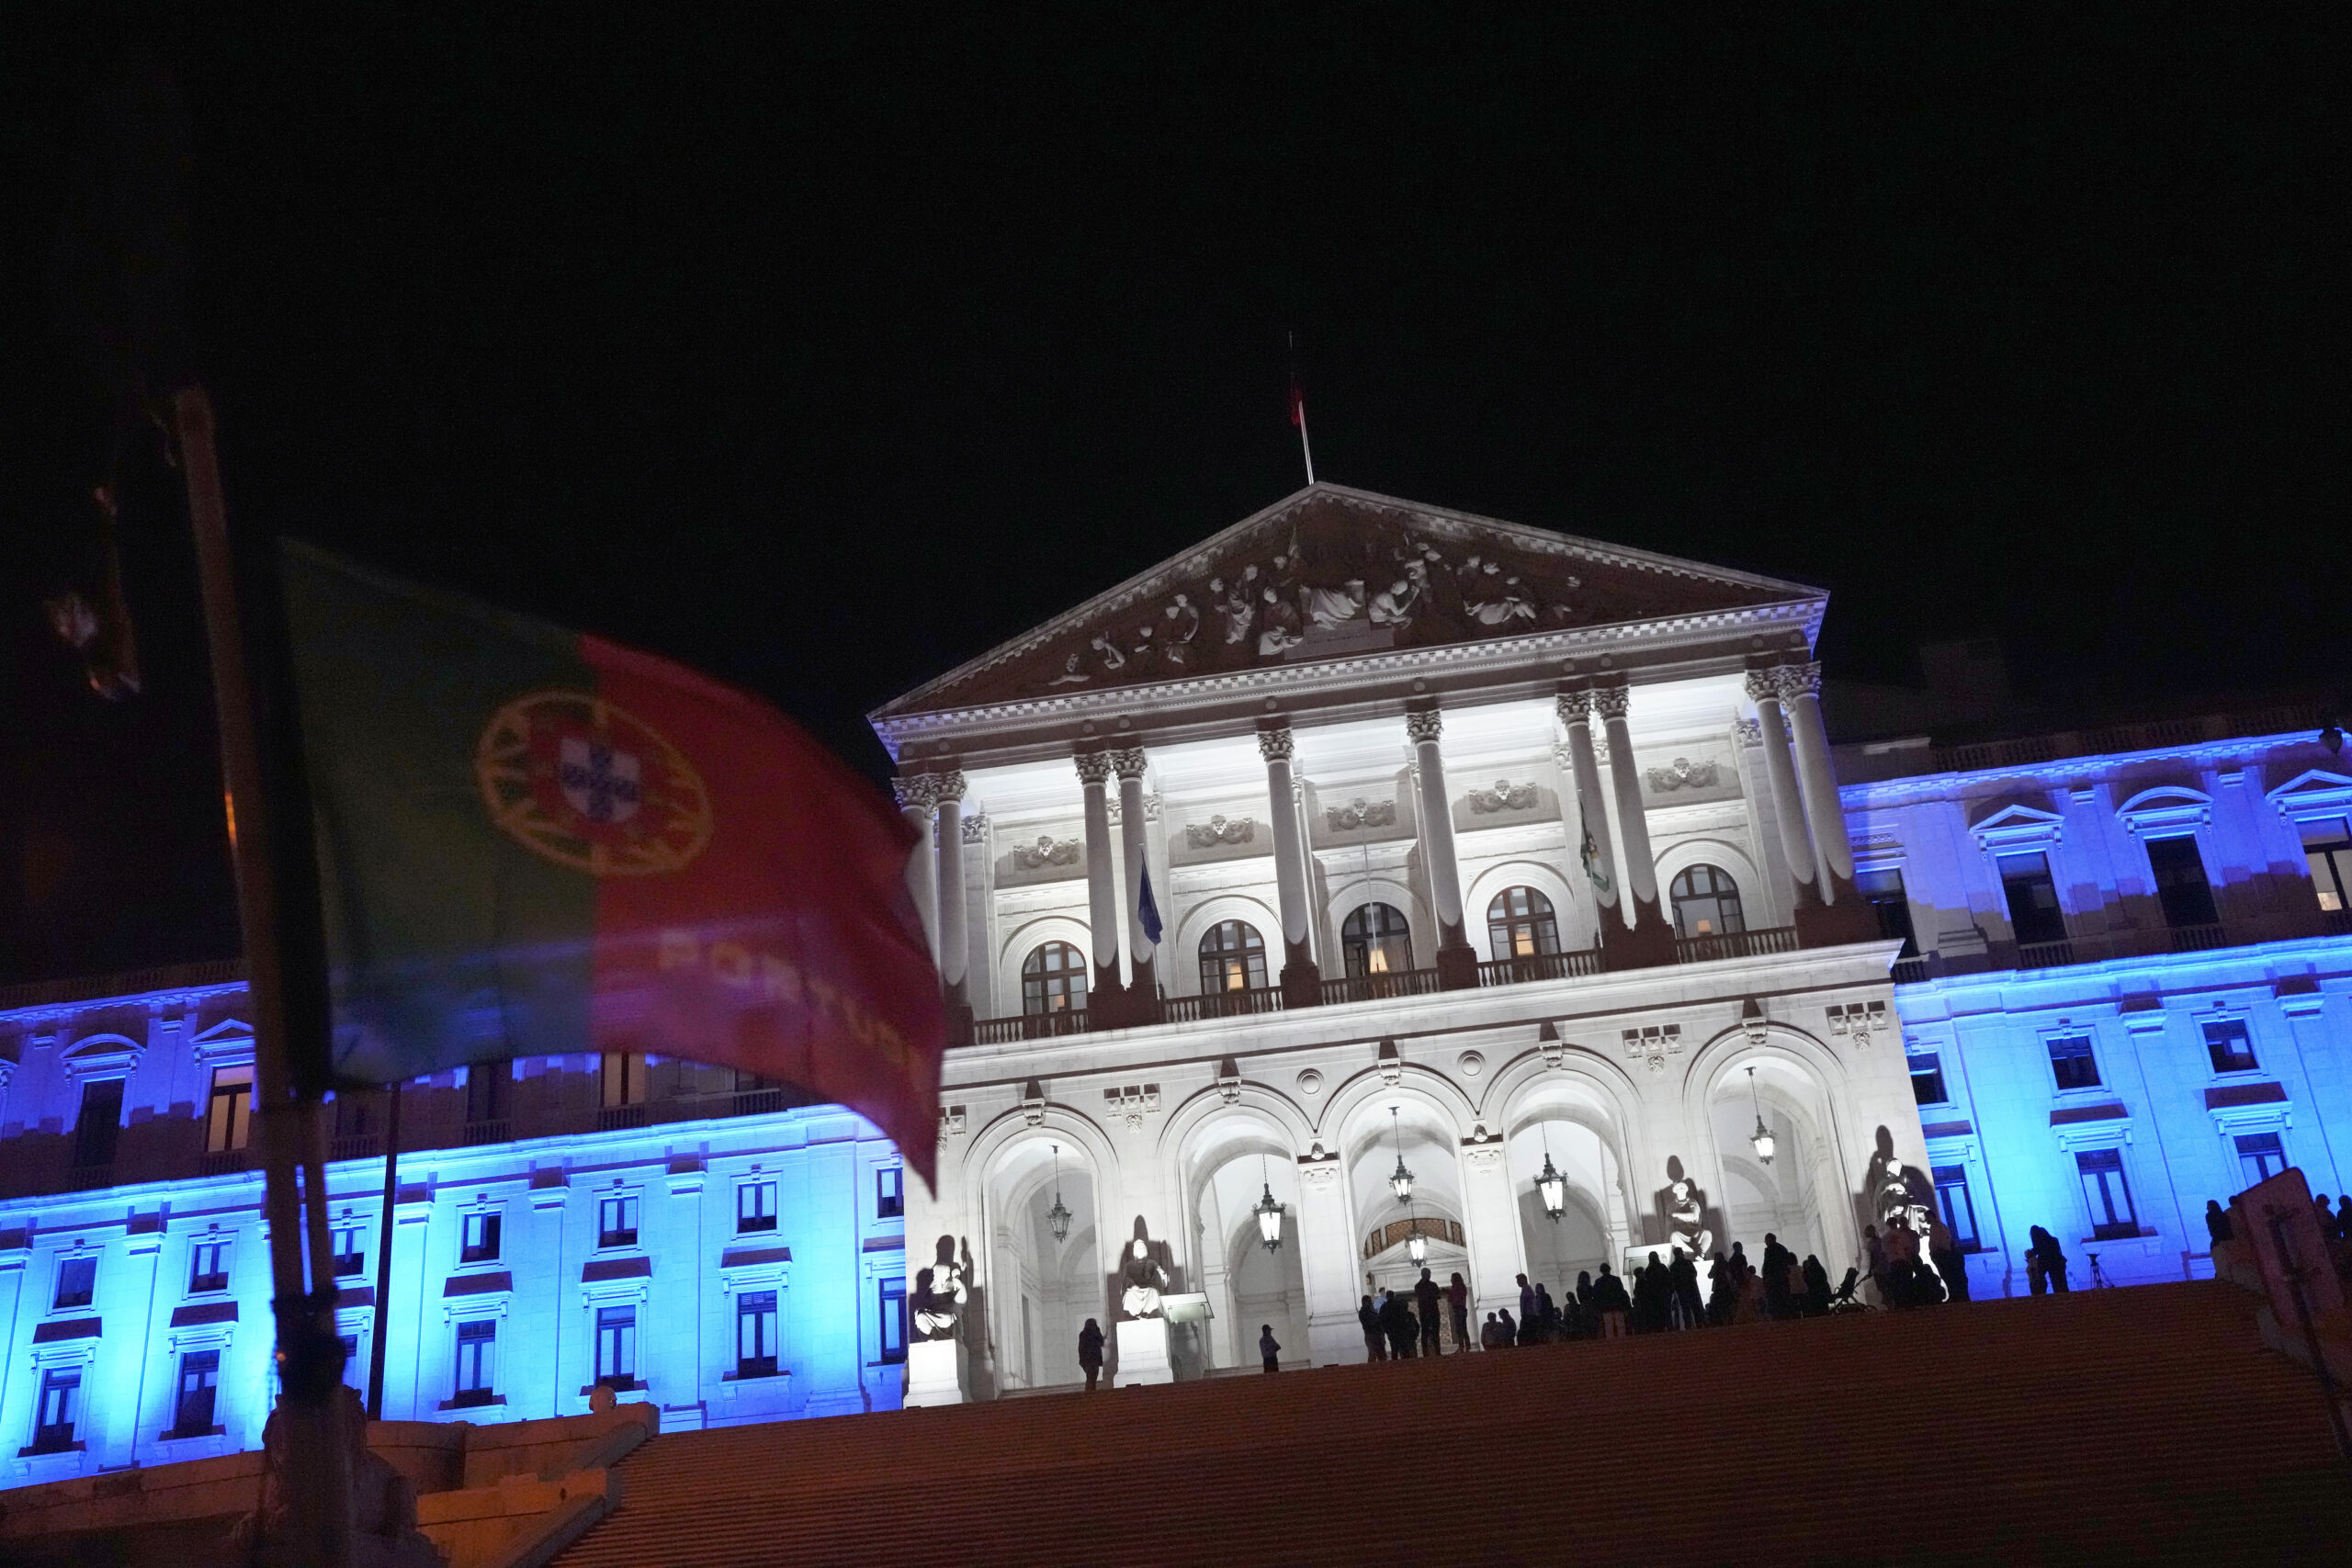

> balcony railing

[
  {"left": 1160, "top": 986, "right": 1284, "bottom": 1025},
  {"left": 330, "top": 1134, "right": 384, "bottom": 1163},
  {"left": 597, "top": 1103, "right": 650, "bottom": 1132},
  {"left": 460, "top": 1118, "right": 512, "bottom": 1147},
  {"left": 2015, "top": 938, "right": 2077, "bottom": 969},
  {"left": 1476, "top": 949, "right": 1604, "bottom": 987},
  {"left": 198, "top": 1149, "right": 249, "bottom": 1179},
  {"left": 1672, "top": 926, "right": 1800, "bottom": 964},
  {"left": 1317, "top": 968, "right": 1443, "bottom": 1007},
  {"left": 973, "top": 1008, "right": 1092, "bottom": 1045},
  {"left": 2164, "top": 922, "right": 2233, "bottom": 954}
]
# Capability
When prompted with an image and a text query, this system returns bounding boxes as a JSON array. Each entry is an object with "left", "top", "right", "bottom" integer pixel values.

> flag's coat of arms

[{"left": 475, "top": 690, "right": 713, "bottom": 876}]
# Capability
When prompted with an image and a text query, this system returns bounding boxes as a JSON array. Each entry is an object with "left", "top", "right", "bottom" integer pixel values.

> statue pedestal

[
  {"left": 904, "top": 1337, "right": 967, "bottom": 1407},
  {"left": 1114, "top": 1317, "right": 1173, "bottom": 1387}
]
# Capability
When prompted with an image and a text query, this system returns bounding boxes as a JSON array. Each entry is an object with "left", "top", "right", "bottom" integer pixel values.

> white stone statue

[
  {"left": 912, "top": 1255, "right": 967, "bottom": 1340},
  {"left": 1119, "top": 1236, "right": 1168, "bottom": 1320},
  {"left": 1665, "top": 1176, "right": 1713, "bottom": 1261}
]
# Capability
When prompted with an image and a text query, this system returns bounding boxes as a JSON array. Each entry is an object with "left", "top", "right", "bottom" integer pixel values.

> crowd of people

[{"left": 2205, "top": 1190, "right": 2352, "bottom": 1286}]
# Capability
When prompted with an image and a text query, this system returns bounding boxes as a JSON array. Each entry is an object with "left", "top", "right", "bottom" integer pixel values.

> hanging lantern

[
  {"left": 1536, "top": 1152, "right": 1567, "bottom": 1222},
  {"left": 1253, "top": 1155, "right": 1283, "bottom": 1251},
  {"left": 1046, "top": 1143, "right": 1073, "bottom": 1242},
  {"left": 1406, "top": 1216, "right": 1429, "bottom": 1267},
  {"left": 1747, "top": 1066, "right": 1776, "bottom": 1166},
  {"left": 1387, "top": 1107, "right": 1415, "bottom": 1204}
]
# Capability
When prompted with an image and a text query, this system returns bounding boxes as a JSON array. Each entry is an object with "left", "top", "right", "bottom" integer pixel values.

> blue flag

[{"left": 1137, "top": 864, "right": 1164, "bottom": 946}]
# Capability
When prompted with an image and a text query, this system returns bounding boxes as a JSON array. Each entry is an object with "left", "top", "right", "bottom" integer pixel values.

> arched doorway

[
  {"left": 1508, "top": 1099, "right": 1632, "bottom": 1303},
  {"left": 1181, "top": 1115, "right": 1309, "bottom": 1371},
  {"left": 1707, "top": 1054, "right": 1848, "bottom": 1273},
  {"left": 985, "top": 1138, "right": 1101, "bottom": 1391},
  {"left": 1346, "top": 1098, "right": 1468, "bottom": 1351}
]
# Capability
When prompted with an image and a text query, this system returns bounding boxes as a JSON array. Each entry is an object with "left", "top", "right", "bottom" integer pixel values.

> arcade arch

[
  {"left": 980, "top": 1133, "right": 1103, "bottom": 1391},
  {"left": 1176, "top": 1111, "right": 1308, "bottom": 1370},
  {"left": 1700, "top": 1045, "right": 1852, "bottom": 1272}
]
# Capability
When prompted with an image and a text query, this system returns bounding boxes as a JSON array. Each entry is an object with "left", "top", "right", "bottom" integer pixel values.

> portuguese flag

[{"left": 278, "top": 541, "right": 944, "bottom": 1185}]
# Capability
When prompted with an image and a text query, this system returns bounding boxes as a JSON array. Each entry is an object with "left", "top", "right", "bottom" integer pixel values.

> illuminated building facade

[
  {"left": 5, "top": 483, "right": 2347, "bottom": 1463},
  {"left": 0, "top": 965, "right": 906, "bottom": 1483}
]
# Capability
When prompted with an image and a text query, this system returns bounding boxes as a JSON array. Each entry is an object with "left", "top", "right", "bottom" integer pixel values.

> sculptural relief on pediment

[{"left": 908, "top": 491, "right": 1804, "bottom": 709}]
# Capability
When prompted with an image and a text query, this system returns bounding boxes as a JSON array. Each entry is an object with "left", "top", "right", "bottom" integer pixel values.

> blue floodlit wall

[
  {"left": 0, "top": 975, "right": 904, "bottom": 1485},
  {"left": 1842, "top": 736, "right": 2352, "bottom": 1292}
]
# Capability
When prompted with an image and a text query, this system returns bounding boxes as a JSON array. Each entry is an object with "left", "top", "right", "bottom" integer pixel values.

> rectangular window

[
  {"left": 1906, "top": 1051, "right": 1948, "bottom": 1107},
  {"left": 2047, "top": 1033, "right": 2102, "bottom": 1091},
  {"left": 464, "top": 1064, "right": 504, "bottom": 1125},
  {"left": 600, "top": 1052, "right": 649, "bottom": 1108},
  {"left": 75, "top": 1078, "right": 125, "bottom": 1169},
  {"left": 173, "top": 1349, "right": 220, "bottom": 1436},
  {"left": 2300, "top": 817, "right": 2352, "bottom": 913},
  {"left": 334, "top": 1225, "right": 367, "bottom": 1278},
  {"left": 54, "top": 1255, "right": 97, "bottom": 1311},
  {"left": 453, "top": 1320, "right": 496, "bottom": 1405},
  {"left": 878, "top": 1277, "right": 907, "bottom": 1364},
  {"left": 598, "top": 1197, "right": 639, "bottom": 1249},
  {"left": 737, "top": 1181, "right": 777, "bottom": 1234},
  {"left": 876, "top": 1166, "right": 904, "bottom": 1220},
  {"left": 32, "top": 1369, "right": 80, "bottom": 1453},
  {"left": 189, "top": 1241, "right": 230, "bottom": 1294},
  {"left": 1933, "top": 1165, "right": 1981, "bottom": 1251},
  {"left": 736, "top": 1290, "right": 779, "bottom": 1378},
  {"left": 2235, "top": 1132, "right": 2287, "bottom": 1187},
  {"left": 206, "top": 1065, "right": 254, "bottom": 1153},
  {"left": 594, "top": 1306, "right": 637, "bottom": 1388},
  {"left": 460, "top": 1213, "right": 503, "bottom": 1265},
  {"left": 2145, "top": 835, "right": 2220, "bottom": 930},
  {"left": 1996, "top": 852, "right": 2067, "bottom": 947},
  {"left": 2075, "top": 1148, "right": 2139, "bottom": 1241},
  {"left": 1855, "top": 868, "right": 1917, "bottom": 957},
  {"left": 2203, "top": 1019, "right": 2258, "bottom": 1074}
]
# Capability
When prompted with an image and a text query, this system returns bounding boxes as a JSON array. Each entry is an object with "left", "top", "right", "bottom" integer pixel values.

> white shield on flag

[{"left": 559, "top": 734, "right": 643, "bottom": 824}]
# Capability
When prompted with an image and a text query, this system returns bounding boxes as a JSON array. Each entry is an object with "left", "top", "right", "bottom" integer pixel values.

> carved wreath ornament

[
  {"left": 1466, "top": 779, "right": 1539, "bottom": 814},
  {"left": 1644, "top": 756, "right": 1722, "bottom": 793},
  {"left": 1325, "top": 798, "right": 1396, "bottom": 831},
  {"left": 1183, "top": 815, "right": 1255, "bottom": 848},
  {"left": 1012, "top": 835, "right": 1080, "bottom": 869}
]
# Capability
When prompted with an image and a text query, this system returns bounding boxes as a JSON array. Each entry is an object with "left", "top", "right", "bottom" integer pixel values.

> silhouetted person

[
  {"left": 1802, "top": 1254, "right": 1832, "bottom": 1316},
  {"left": 1414, "top": 1268, "right": 1442, "bottom": 1356},
  {"left": 1829, "top": 1267, "right": 1860, "bottom": 1308},
  {"left": 1517, "top": 1272, "right": 1537, "bottom": 1336},
  {"left": 1575, "top": 1269, "right": 1594, "bottom": 1314},
  {"left": 1760, "top": 1233, "right": 1793, "bottom": 1320},
  {"left": 1669, "top": 1248, "right": 1703, "bottom": 1329},
  {"left": 1590, "top": 1263, "right": 1631, "bottom": 1338},
  {"left": 1480, "top": 1310, "right": 1505, "bottom": 1349},
  {"left": 1381, "top": 1289, "right": 1418, "bottom": 1359},
  {"left": 1532, "top": 1281, "right": 1557, "bottom": 1342},
  {"left": 1260, "top": 1324, "right": 1281, "bottom": 1373},
  {"left": 1928, "top": 1216, "right": 1969, "bottom": 1303},
  {"left": 1635, "top": 1251, "right": 1672, "bottom": 1333},
  {"left": 1706, "top": 1253, "right": 1736, "bottom": 1325},
  {"left": 2204, "top": 1200, "right": 2233, "bottom": 1247},
  {"left": 1725, "top": 1239, "right": 1751, "bottom": 1292},
  {"left": 2030, "top": 1225, "right": 2070, "bottom": 1293},
  {"left": 1359, "top": 1294, "right": 1385, "bottom": 1361},
  {"left": 1495, "top": 1306, "right": 1519, "bottom": 1347},
  {"left": 1079, "top": 1318, "right": 1105, "bottom": 1391},
  {"left": 1446, "top": 1271, "right": 1472, "bottom": 1350}
]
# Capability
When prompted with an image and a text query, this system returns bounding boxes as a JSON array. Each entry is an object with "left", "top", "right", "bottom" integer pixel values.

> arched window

[
  {"left": 1022, "top": 942, "right": 1090, "bottom": 1015},
  {"left": 1197, "top": 920, "right": 1268, "bottom": 994},
  {"left": 1485, "top": 886, "right": 1561, "bottom": 959},
  {"left": 1669, "top": 864, "right": 1746, "bottom": 939},
  {"left": 1341, "top": 903, "right": 1415, "bottom": 978}
]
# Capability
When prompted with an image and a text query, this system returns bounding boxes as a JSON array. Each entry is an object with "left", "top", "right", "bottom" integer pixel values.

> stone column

[
  {"left": 1744, "top": 669, "right": 1820, "bottom": 911},
  {"left": 893, "top": 774, "right": 942, "bottom": 972},
  {"left": 1113, "top": 747, "right": 1157, "bottom": 1006},
  {"left": 1259, "top": 728, "right": 1322, "bottom": 1003},
  {"left": 1458, "top": 1143, "right": 1526, "bottom": 1318},
  {"left": 1405, "top": 707, "right": 1478, "bottom": 988},
  {"left": 1294, "top": 1156, "right": 1360, "bottom": 1365},
  {"left": 1555, "top": 690, "right": 1623, "bottom": 933},
  {"left": 1075, "top": 750, "right": 1122, "bottom": 1002},
  {"left": 933, "top": 771, "right": 972, "bottom": 1031},
  {"left": 1595, "top": 683, "right": 1677, "bottom": 963},
  {"left": 1779, "top": 661, "right": 1875, "bottom": 943}
]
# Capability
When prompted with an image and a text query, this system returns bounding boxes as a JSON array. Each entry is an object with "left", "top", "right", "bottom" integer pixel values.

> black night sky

[{"left": 2, "top": 10, "right": 2343, "bottom": 983}]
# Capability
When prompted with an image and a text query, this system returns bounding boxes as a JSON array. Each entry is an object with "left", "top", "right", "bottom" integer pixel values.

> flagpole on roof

[{"left": 1287, "top": 330, "right": 1317, "bottom": 486}]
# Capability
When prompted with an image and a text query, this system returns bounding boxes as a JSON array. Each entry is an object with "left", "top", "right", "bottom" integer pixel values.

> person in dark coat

[
  {"left": 1078, "top": 1318, "right": 1105, "bottom": 1391},
  {"left": 1494, "top": 1306, "right": 1518, "bottom": 1347},
  {"left": 1446, "top": 1272, "right": 1472, "bottom": 1351},
  {"left": 1260, "top": 1324, "right": 1281, "bottom": 1373},
  {"left": 1760, "top": 1234, "right": 1793, "bottom": 1319},
  {"left": 1516, "top": 1273, "right": 1538, "bottom": 1340},
  {"left": 2204, "top": 1200, "right": 2233, "bottom": 1247},
  {"left": 1706, "top": 1253, "right": 1737, "bottom": 1325},
  {"left": 1413, "top": 1268, "right": 1442, "bottom": 1357},
  {"left": 1359, "top": 1294, "right": 1386, "bottom": 1361},
  {"left": 1634, "top": 1252, "right": 1672, "bottom": 1333},
  {"left": 1669, "top": 1249, "right": 1704, "bottom": 1329},
  {"left": 1801, "top": 1255, "right": 1832, "bottom": 1316},
  {"left": 1534, "top": 1282, "right": 1559, "bottom": 1342},
  {"left": 1381, "top": 1289, "right": 1419, "bottom": 1359},
  {"left": 1590, "top": 1264, "right": 1631, "bottom": 1337},
  {"left": 2030, "top": 1225, "right": 2071, "bottom": 1292}
]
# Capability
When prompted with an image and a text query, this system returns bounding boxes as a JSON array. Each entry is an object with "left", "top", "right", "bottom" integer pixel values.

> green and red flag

[{"left": 278, "top": 541, "right": 944, "bottom": 1185}]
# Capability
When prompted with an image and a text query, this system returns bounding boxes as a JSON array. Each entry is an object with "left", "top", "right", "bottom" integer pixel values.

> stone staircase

[{"left": 554, "top": 1282, "right": 2346, "bottom": 1568}]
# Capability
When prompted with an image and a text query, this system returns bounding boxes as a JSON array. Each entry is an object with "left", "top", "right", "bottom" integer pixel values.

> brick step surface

[{"left": 553, "top": 1282, "right": 2346, "bottom": 1568}]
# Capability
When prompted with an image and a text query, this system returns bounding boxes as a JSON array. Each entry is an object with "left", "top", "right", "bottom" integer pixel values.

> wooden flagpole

[{"left": 176, "top": 385, "right": 356, "bottom": 1568}]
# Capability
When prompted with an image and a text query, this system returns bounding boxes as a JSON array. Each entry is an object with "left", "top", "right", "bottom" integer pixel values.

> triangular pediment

[
  {"left": 875, "top": 485, "right": 1824, "bottom": 722},
  {"left": 1969, "top": 801, "right": 2067, "bottom": 848},
  {"left": 2268, "top": 768, "right": 2352, "bottom": 809}
]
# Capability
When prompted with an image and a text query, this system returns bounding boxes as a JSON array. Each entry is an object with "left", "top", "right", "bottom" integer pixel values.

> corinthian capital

[
  {"left": 933, "top": 769, "right": 967, "bottom": 805},
  {"left": 1074, "top": 750, "right": 1115, "bottom": 786},
  {"left": 1743, "top": 668, "right": 1781, "bottom": 704},
  {"left": 1555, "top": 689, "right": 1593, "bottom": 724},
  {"left": 1257, "top": 728, "right": 1295, "bottom": 764},
  {"left": 1590, "top": 685, "right": 1631, "bottom": 721},
  {"left": 1404, "top": 708, "right": 1443, "bottom": 745},
  {"left": 1110, "top": 746, "right": 1148, "bottom": 780},
  {"left": 1773, "top": 661, "right": 1823, "bottom": 701},
  {"left": 892, "top": 773, "right": 941, "bottom": 813}
]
